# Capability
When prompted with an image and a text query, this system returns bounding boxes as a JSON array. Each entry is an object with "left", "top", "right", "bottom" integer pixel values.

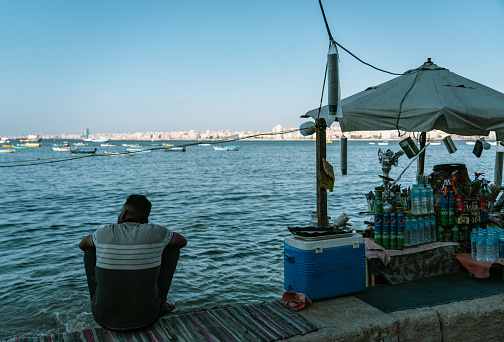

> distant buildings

[{"left": 29, "top": 125, "right": 495, "bottom": 141}]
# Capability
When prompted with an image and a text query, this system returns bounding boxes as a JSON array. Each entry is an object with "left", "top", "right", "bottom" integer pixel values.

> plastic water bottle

[
  {"left": 486, "top": 232, "right": 495, "bottom": 262},
  {"left": 410, "top": 217, "right": 418, "bottom": 246},
  {"left": 426, "top": 185, "right": 434, "bottom": 213},
  {"left": 493, "top": 229, "right": 499, "bottom": 263},
  {"left": 416, "top": 217, "right": 423, "bottom": 245},
  {"left": 430, "top": 215, "right": 437, "bottom": 242},
  {"left": 411, "top": 185, "right": 420, "bottom": 215},
  {"left": 477, "top": 230, "right": 486, "bottom": 262},
  {"left": 404, "top": 217, "right": 411, "bottom": 247},
  {"left": 419, "top": 185, "right": 428, "bottom": 214},
  {"left": 499, "top": 229, "right": 504, "bottom": 262},
  {"left": 471, "top": 229, "right": 477, "bottom": 259}
]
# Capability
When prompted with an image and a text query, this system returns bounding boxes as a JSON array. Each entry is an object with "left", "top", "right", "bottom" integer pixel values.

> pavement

[{"left": 280, "top": 292, "right": 504, "bottom": 342}]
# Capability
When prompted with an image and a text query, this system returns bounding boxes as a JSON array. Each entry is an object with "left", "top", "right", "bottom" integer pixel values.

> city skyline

[
  {"left": 7, "top": 124, "right": 493, "bottom": 142},
  {"left": 1, "top": 1, "right": 503, "bottom": 136}
]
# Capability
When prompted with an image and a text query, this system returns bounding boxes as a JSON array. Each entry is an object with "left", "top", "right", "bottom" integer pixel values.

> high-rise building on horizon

[{"left": 81, "top": 128, "right": 89, "bottom": 138}]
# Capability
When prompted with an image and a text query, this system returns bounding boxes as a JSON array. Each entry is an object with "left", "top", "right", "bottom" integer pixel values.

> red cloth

[
  {"left": 456, "top": 253, "right": 504, "bottom": 278},
  {"left": 281, "top": 291, "right": 312, "bottom": 311}
]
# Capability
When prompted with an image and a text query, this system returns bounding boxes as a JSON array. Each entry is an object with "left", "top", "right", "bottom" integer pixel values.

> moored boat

[
  {"left": 25, "top": 143, "right": 42, "bottom": 147},
  {"left": 71, "top": 148, "right": 97, "bottom": 155},
  {"left": 0, "top": 148, "right": 15, "bottom": 153},
  {"left": 2, "top": 145, "right": 12, "bottom": 148},
  {"left": 164, "top": 147, "right": 186, "bottom": 152},
  {"left": 52, "top": 146, "right": 71, "bottom": 152},
  {"left": 105, "top": 151, "right": 135, "bottom": 157},
  {"left": 213, "top": 145, "right": 240, "bottom": 151},
  {"left": 19, "top": 134, "right": 41, "bottom": 143},
  {"left": 127, "top": 148, "right": 151, "bottom": 153},
  {"left": 12, "top": 144, "right": 28, "bottom": 149}
]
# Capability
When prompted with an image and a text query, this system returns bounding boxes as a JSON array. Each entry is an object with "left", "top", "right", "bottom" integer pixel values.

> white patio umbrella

[{"left": 305, "top": 59, "right": 504, "bottom": 140}]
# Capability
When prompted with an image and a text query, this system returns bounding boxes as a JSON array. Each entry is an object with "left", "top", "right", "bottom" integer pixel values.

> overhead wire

[{"left": 0, "top": 128, "right": 304, "bottom": 168}]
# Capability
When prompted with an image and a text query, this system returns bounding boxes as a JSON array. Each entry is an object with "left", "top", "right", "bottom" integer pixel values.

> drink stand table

[
  {"left": 365, "top": 238, "right": 460, "bottom": 286},
  {"left": 456, "top": 253, "right": 504, "bottom": 280}
]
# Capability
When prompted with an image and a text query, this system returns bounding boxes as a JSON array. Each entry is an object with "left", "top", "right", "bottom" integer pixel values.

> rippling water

[{"left": 0, "top": 139, "right": 498, "bottom": 338}]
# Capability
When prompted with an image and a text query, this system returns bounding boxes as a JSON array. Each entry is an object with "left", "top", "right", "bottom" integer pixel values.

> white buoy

[
  {"left": 341, "top": 134, "right": 347, "bottom": 175},
  {"left": 327, "top": 42, "right": 341, "bottom": 118}
]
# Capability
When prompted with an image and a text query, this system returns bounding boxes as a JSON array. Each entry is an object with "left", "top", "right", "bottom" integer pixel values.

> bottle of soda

[
  {"left": 374, "top": 188, "right": 383, "bottom": 214},
  {"left": 382, "top": 214, "right": 390, "bottom": 249},
  {"left": 374, "top": 215, "right": 383, "bottom": 245},
  {"left": 397, "top": 214, "right": 405, "bottom": 249},
  {"left": 390, "top": 214, "right": 397, "bottom": 249}
]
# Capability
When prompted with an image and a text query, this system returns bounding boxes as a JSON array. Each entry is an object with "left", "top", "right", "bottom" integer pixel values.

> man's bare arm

[
  {"left": 169, "top": 232, "right": 187, "bottom": 248},
  {"left": 79, "top": 234, "right": 95, "bottom": 251}
]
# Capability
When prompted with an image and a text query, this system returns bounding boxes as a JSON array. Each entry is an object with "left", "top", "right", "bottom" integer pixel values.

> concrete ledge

[{"left": 282, "top": 293, "right": 504, "bottom": 342}]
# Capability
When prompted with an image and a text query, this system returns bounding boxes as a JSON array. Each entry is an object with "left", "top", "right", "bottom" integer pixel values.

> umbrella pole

[
  {"left": 316, "top": 121, "right": 328, "bottom": 227},
  {"left": 494, "top": 141, "right": 503, "bottom": 186},
  {"left": 418, "top": 132, "right": 426, "bottom": 175}
]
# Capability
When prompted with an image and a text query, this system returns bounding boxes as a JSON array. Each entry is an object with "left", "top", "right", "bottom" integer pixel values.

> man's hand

[
  {"left": 169, "top": 232, "right": 187, "bottom": 248},
  {"left": 79, "top": 234, "right": 95, "bottom": 251}
]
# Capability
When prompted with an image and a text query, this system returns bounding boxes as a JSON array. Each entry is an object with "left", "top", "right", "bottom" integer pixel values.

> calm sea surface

[{"left": 0, "top": 139, "right": 499, "bottom": 338}]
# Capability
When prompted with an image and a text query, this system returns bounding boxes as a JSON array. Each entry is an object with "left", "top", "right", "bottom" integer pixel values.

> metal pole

[
  {"left": 494, "top": 141, "right": 503, "bottom": 186},
  {"left": 418, "top": 132, "right": 426, "bottom": 175},
  {"left": 316, "top": 120, "right": 328, "bottom": 228}
]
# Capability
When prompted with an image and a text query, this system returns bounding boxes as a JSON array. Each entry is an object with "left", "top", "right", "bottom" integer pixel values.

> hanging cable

[
  {"left": 317, "top": 0, "right": 404, "bottom": 76},
  {"left": 0, "top": 128, "right": 305, "bottom": 168},
  {"left": 395, "top": 68, "right": 423, "bottom": 136}
]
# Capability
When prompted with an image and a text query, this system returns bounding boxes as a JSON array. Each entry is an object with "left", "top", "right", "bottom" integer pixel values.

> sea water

[{"left": 0, "top": 139, "right": 497, "bottom": 339}]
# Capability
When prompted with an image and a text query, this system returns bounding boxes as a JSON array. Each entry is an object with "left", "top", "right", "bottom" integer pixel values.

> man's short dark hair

[{"left": 125, "top": 194, "right": 152, "bottom": 221}]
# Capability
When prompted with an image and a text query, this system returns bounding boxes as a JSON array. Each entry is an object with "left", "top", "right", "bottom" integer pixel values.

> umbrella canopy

[{"left": 305, "top": 59, "right": 504, "bottom": 140}]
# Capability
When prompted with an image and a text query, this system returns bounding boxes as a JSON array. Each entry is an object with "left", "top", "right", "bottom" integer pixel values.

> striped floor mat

[{"left": 4, "top": 301, "right": 317, "bottom": 342}]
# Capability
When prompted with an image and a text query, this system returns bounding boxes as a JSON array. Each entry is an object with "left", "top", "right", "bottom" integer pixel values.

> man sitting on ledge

[{"left": 79, "top": 194, "right": 187, "bottom": 331}]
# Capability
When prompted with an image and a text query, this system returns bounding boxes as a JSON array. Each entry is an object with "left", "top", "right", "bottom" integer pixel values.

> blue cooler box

[{"left": 284, "top": 233, "right": 365, "bottom": 300}]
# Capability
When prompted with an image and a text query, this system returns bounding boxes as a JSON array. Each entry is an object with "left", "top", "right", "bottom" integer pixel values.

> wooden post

[
  {"left": 494, "top": 141, "right": 504, "bottom": 186},
  {"left": 316, "top": 120, "right": 328, "bottom": 228},
  {"left": 418, "top": 132, "right": 426, "bottom": 175}
]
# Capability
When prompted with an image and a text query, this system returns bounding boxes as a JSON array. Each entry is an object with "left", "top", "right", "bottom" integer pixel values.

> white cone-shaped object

[{"left": 327, "top": 42, "right": 343, "bottom": 123}]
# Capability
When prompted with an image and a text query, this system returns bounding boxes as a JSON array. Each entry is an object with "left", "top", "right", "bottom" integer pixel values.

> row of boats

[{"left": 0, "top": 141, "right": 241, "bottom": 154}]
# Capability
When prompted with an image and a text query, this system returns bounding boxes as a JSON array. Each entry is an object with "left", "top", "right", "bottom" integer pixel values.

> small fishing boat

[
  {"left": 197, "top": 143, "right": 211, "bottom": 147},
  {"left": 0, "top": 137, "right": 10, "bottom": 144},
  {"left": 12, "top": 144, "right": 28, "bottom": 149},
  {"left": 19, "top": 134, "right": 41, "bottom": 143},
  {"left": 326, "top": 140, "right": 333, "bottom": 143},
  {"left": 162, "top": 143, "right": 174, "bottom": 147},
  {"left": 213, "top": 145, "right": 240, "bottom": 151},
  {"left": 369, "top": 142, "right": 376, "bottom": 145},
  {"left": 105, "top": 151, "right": 135, "bottom": 157},
  {"left": 164, "top": 147, "right": 186, "bottom": 152},
  {"left": 127, "top": 148, "right": 151, "bottom": 153},
  {"left": 71, "top": 148, "right": 97, "bottom": 155},
  {"left": 466, "top": 141, "right": 476, "bottom": 145},
  {"left": 101, "top": 143, "right": 117, "bottom": 147},
  {"left": 429, "top": 141, "right": 441, "bottom": 145},
  {"left": 122, "top": 143, "right": 141, "bottom": 147},
  {"left": 2, "top": 145, "right": 12, "bottom": 148},
  {"left": 52, "top": 146, "right": 71, "bottom": 152},
  {"left": 0, "top": 148, "right": 15, "bottom": 153},
  {"left": 25, "top": 142, "right": 42, "bottom": 147},
  {"left": 73, "top": 142, "right": 87, "bottom": 146},
  {"left": 377, "top": 141, "right": 389, "bottom": 146}
]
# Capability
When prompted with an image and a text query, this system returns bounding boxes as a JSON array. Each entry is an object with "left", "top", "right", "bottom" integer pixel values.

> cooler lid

[{"left": 284, "top": 233, "right": 363, "bottom": 250}]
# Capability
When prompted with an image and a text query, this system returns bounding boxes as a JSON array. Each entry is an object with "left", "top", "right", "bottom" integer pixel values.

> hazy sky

[{"left": 1, "top": 0, "right": 503, "bottom": 136}]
